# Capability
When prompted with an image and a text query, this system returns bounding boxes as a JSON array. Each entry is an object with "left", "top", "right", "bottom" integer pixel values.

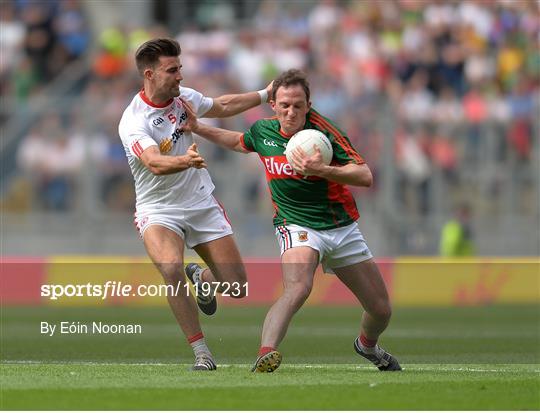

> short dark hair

[
  {"left": 271, "top": 69, "right": 310, "bottom": 102},
  {"left": 135, "top": 38, "right": 181, "bottom": 75}
]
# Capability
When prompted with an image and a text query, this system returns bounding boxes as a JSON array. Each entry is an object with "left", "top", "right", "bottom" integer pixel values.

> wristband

[{"left": 257, "top": 89, "right": 268, "bottom": 104}]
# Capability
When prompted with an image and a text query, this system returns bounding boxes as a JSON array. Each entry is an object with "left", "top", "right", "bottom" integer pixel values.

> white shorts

[
  {"left": 134, "top": 195, "right": 233, "bottom": 249},
  {"left": 275, "top": 222, "right": 373, "bottom": 273}
]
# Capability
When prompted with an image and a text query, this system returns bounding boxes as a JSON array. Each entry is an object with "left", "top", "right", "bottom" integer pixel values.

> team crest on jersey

[
  {"left": 159, "top": 138, "right": 173, "bottom": 154},
  {"left": 298, "top": 231, "right": 308, "bottom": 242}
]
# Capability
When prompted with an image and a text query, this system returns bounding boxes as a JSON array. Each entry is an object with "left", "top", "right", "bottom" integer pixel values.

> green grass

[
  {"left": 2, "top": 363, "right": 538, "bottom": 410},
  {"left": 1, "top": 305, "right": 539, "bottom": 409}
]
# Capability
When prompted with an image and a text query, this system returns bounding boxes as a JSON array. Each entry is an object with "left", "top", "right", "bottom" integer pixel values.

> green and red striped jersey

[{"left": 240, "top": 108, "right": 365, "bottom": 230}]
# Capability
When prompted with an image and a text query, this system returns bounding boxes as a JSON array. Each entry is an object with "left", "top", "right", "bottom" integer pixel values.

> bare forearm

[
  {"left": 147, "top": 155, "right": 191, "bottom": 175},
  {"left": 210, "top": 91, "right": 261, "bottom": 117},
  {"left": 318, "top": 163, "right": 373, "bottom": 187},
  {"left": 194, "top": 122, "right": 245, "bottom": 152},
  {"left": 140, "top": 144, "right": 205, "bottom": 175}
]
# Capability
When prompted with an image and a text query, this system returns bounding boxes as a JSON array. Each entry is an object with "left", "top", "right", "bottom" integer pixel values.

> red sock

[
  {"left": 360, "top": 334, "right": 377, "bottom": 348},
  {"left": 258, "top": 346, "right": 276, "bottom": 356},
  {"left": 187, "top": 332, "right": 204, "bottom": 344}
]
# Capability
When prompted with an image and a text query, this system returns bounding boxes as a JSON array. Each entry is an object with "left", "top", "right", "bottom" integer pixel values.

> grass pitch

[{"left": 1, "top": 305, "right": 539, "bottom": 409}]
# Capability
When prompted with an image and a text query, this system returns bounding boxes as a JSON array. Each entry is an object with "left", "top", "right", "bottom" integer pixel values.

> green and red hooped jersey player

[{"left": 240, "top": 108, "right": 365, "bottom": 230}]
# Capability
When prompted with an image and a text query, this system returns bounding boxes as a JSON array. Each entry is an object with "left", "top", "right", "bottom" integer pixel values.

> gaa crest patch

[
  {"left": 159, "top": 138, "right": 173, "bottom": 154},
  {"left": 298, "top": 231, "right": 308, "bottom": 242}
]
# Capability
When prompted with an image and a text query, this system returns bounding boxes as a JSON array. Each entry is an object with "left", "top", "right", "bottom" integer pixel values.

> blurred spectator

[
  {"left": 21, "top": 2, "right": 61, "bottom": 82},
  {"left": 92, "top": 27, "right": 129, "bottom": 78},
  {"left": 228, "top": 30, "right": 266, "bottom": 91},
  {"left": 507, "top": 118, "right": 533, "bottom": 162},
  {"left": 12, "top": 55, "right": 39, "bottom": 102},
  {"left": 462, "top": 87, "right": 488, "bottom": 161},
  {"left": 396, "top": 127, "right": 431, "bottom": 215},
  {"left": 399, "top": 70, "right": 434, "bottom": 122},
  {"left": 0, "top": 1, "right": 25, "bottom": 76},
  {"left": 307, "top": 0, "right": 343, "bottom": 58},
  {"left": 506, "top": 77, "right": 535, "bottom": 161},
  {"left": 53, "top": 0, "right": 90, "bottom": 61},
  {"left": 438, "top": 42, "right": 465, "bottom": 96},
  {"left": 464, "top": 49, "right": 496, "bottom": 86},
  {"left": 439, "top": 203, "right": 475, "bottom": 257},
  {"left": 17, "top": 114, "right": 84, "bottom": 210},
  {"left": 90, "top": 118, "right": 133, "bottom": 210},
  {"left": 431, "top": 127, "right": 458, "bottom": 186},
  {"left": 497, "top": 38, "right": 525, "bottom": 89}
]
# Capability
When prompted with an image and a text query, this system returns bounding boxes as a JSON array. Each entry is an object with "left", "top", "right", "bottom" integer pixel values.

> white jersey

[{"left": 118, "top": 87, "right": 215, "bottom": 212}]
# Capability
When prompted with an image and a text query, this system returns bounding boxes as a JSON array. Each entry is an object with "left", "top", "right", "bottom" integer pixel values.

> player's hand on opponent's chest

[{"left": 179, "top": 97, "right": 199, "bottom": 134}]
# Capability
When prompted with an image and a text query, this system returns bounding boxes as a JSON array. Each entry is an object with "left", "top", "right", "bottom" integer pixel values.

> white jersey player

[
  {"left": 120, "top": 87, "right": 227, "bottom": 247},
  {"left": 119, "top": 38, "right": 272, "bottom": 371},
  {"left": 120, "top": 86, "right": 215, "bottom": 212}
]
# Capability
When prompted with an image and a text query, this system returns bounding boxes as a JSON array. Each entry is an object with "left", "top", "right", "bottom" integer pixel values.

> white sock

[
  {"left": 366, "top": 345, "right": 385, "bottom": 358},
  {"left": 360, "top": 343, "right": 377, "bottom": 354},
  {"left": 190, "top": 337, "right": 213, "bottom": 359},
  {"left": 357, "top": 337, "right": 383, "bottom": 357}
]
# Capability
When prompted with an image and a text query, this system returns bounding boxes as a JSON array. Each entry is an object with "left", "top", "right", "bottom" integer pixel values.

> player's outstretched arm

[
  {"left": 203, "top": 81, "right": 272, "bottom": 118},
  {"left": 139, "top": 144, "right": 207, "bottom": 175},
  {"left": 180, "top": 98, "right": 248, "bottom": 153}
]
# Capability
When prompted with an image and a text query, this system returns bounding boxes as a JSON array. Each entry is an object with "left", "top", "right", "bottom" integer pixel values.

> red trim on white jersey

[
  {"left": 212, "top": 196, "right": 232, "bottom": 226},
  {"left": 139, "top": 89, "right": 173, "bottom": 108},
  {"left": 133, "top": 213, "right": 142, "bottom": 239},
  {"left": 131, "top": 141, "right": 144, "bottom": 157}
]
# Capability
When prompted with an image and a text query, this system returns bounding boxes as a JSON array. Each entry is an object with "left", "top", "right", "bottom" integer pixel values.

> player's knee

[
  {"left": 371, "top": 301, "right": 392, "bottom": 322},
  {"left": 215, "top": 264, "right": 247, "bottom": 284},
  {"left": 156, "top": 260, "right": 184, "bottom": 284},
  {"left": 285, "top": 283, "right": 312, "bottom": 309}
]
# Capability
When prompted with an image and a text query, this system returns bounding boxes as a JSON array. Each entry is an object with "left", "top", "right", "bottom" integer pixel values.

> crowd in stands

[
  {"left": 1, "top": 0, "right": 89, "bottom": 104},
  {"left": 3, "top": 0, "right": 538, "bottom": 217}
]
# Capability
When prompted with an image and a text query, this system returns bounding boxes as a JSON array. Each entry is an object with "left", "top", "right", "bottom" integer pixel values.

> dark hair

[
  {"left": 271, "top": 69, "right": 310, "bottom": 102},
  {"left": 135, "top": 38, "right": 181, "bottom": 75}
]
